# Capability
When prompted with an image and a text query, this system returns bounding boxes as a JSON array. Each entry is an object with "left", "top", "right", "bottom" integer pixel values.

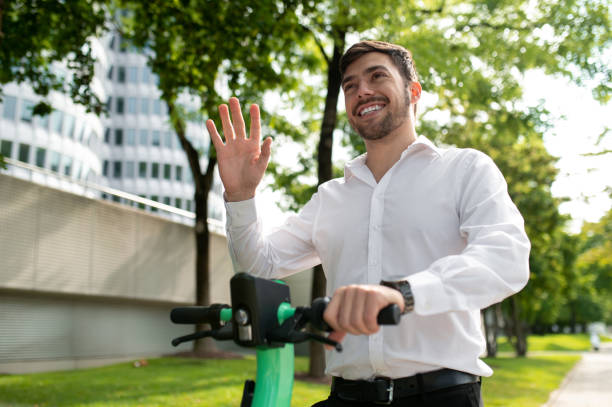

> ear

[{"left": 409, "top": 82, "right": 422, "bottom": 103}]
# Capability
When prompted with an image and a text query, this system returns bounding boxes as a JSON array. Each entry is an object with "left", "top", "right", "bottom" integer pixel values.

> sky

[{"left": 256, "top": 69, "right": 611, "bottom": 234}]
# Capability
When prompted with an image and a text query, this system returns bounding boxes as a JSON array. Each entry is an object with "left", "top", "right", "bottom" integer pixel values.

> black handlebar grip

[
  {"left": 170, "top": 304, "right": 228, "bottom": 324},
  {"left": 376, "top": 304, "right": 401, "bottom": 325}
]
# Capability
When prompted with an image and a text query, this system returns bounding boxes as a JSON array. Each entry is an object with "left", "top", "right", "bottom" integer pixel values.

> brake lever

[
  {"left": 171, "top": 324, "right": 234, "bottom": 346},
  {"left": 266, "top": 312, "right": 343, "bottom": 351}
]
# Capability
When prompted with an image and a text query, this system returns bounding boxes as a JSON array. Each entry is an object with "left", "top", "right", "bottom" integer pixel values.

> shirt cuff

[
  {"left": 225, "top": 198, "right": 258, "bottom": 228},
  {"left": 406, "top": 270, "right": 447, "bottom": 316}
]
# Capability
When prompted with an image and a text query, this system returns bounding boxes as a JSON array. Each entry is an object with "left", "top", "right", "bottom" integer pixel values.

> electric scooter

[{"left": 170, "top": 273, "right": 401, "bottom": 407}]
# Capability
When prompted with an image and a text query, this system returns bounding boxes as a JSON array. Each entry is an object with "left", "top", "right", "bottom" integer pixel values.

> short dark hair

[{"left": 340, "top": 40, "right": 419, "bottom": 84}]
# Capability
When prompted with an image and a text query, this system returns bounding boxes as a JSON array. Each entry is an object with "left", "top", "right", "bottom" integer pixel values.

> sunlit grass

[
  {"left": 497, "top": 333, "right": 594, "bottom": 352},
  {"left": 0, "top": 353, "right": 579, "bottom": 406}
]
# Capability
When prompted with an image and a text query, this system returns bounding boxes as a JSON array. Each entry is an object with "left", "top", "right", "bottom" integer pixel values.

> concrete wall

[{"left": 0, "top": 174, "right": 235, "bottom": 373}]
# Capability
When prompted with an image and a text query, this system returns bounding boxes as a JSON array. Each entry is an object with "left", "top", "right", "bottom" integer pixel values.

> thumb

[{"left": 324, "top": 331, "right": 346, "bottom": 350}]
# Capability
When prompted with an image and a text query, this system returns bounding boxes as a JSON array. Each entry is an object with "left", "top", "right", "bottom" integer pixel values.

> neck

[{"left": 363, "top": 123, "right": 417, "bottom": 183}]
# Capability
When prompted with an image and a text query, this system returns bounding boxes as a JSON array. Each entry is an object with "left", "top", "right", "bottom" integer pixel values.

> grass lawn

[
  {"left": 0, "top": 353, "right": 579, "bottom": 407},
  {"left": 497, "top": 333, "right": 594, "bottom": 353}
]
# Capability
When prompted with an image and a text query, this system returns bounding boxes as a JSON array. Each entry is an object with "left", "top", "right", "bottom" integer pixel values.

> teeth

[{"left": 360, "top": 105, "right": 383, "bottom": 116}]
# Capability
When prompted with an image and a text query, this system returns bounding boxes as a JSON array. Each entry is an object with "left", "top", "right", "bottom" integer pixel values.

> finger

[
  {"left": 325, "top": 331, "right": 347, "bottom": 350},
  {"left": 256, "top": 137, "right": 272, "bottom": 170},
  {"left": 206, "top": 119, "right": 224, "bottom": 149},
  {"left": 363, "top": 293, "right": 381, "bottom": 334},
  {"left": 218, "top": 104, "right": 235, "bottom": 143},
  {"left": 349, "top": 289, "right": 367, "bottom": 334},
  {"left": 338, "top": 288, "right": 360, "bottom": 335},
  {"left": 250, "top": 104, "right": 261, "bottom": 144},
  {"left": 324, "top": 290, "right": 343, "bottom": 333},
  {"left": 229, "top": 97, "right": 247, "bottom": 139}
]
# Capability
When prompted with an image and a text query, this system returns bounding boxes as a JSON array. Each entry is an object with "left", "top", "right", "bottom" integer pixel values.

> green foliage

[{"left": 0, "top": 0, "right": 108, "bottom": 114}]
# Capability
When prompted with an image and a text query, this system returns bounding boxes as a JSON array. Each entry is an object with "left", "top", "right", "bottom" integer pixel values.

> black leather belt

[{"left": 331, "top": 368, "right": 480, "bottom": 405}]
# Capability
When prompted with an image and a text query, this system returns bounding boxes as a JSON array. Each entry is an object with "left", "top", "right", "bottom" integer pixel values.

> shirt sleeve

[
  {"left": 224, "top": 193, "right": 322, "bottom": 280},
  {"left": 407, "top": 151, "right": 531, "bottom": 316}
]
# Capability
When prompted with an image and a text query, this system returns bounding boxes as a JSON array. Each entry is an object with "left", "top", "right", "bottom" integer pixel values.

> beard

[{"left": 350, "top": 88, "right": 411, "bottom": 141}]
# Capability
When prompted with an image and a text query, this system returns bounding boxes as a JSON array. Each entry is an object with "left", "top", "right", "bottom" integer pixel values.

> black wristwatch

[{"left": 380, "top": 279, "right": 414, "bottom": 314}]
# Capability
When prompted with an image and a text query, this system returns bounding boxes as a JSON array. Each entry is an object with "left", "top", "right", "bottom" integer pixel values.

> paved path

[{"left": 542, "top": 342, "right": 612, "bottom": 407}]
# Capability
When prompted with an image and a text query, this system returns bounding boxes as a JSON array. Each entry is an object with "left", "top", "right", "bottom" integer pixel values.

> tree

[
  {"left": 0, "top": 0, "right": 107, "bottom": 115},
  {"left": 119, "top": 0, "right": 305, "bottom": 354},
  {"left": 270, "top": 0, "right": 610, "bottom": 358}
]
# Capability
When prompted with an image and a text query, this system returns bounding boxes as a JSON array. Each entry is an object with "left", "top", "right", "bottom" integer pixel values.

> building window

[
  {"left": 50, "top": 151, "right": 61, "bottom": 172},
  {"left": 118, "top": 66, "right": 126, "bottom": 83},
  {"left": 63, "top": 157, "right": 72, "bottom": 176},
  {"left": 63, "top": 114, "right": 75, "bottom": 138},
  {"left": 0, "top": 140, "right": 13, "bottom": 158},
  {"left": 175, "top": 165, "right": 182, "bottom": 181},
  {"left": 150, "top": 195, "right": 159, "bottom": 212},
  {"left": 163, "top": 132, "right": 173, "bottom": 148},
  {"left": 104, "top": 128, "right": 111, "bottom": 144},
  {"left": 106, "top": 97, "right": 112, "bottom": 111},
  {"left": 103, "top": 160, "right": 109, "bottom": 176},
  {"left": 139, "top": 129, "right": 148, "bottom": 146},
  {"left": 50, "top": 110, "right": 63, "bottom": 134},
  {"left": 119, "top": 36, "right": 128, "bottom": 53},
  {"left": 109, "top": 35, "right": 116, "bottom": 50},
  {"left": 126, "top": 129, "right": 136, "bottom": 146},
  {"left": 138, "top": 195, "right": 146, "bottom": 209},
  {"left": 163, "top": 163, "right": 171, "bottom": 180},
  {"left": 107, "top": 65, "right": 114, "bottom": 80},
  {"left": 153, "top": 74, "right": 160, "bottom": 86},
  {"left": 163, "top": 196, "right": 171, "bottom": 205},
  {"left": 186, "top": 200, "right": 192, "bottom": 211},
  {"left": 127, "top": 97, "right": 137, "bottom": 114},
  {"left": 20, "top": 100, "right": 35, "bottom": 123},
  {"left": 18, "top": 143, "right": 30, "bottom": 163},
  {"left": 142, "top": 66, "right": 151, "bottom": 84},
  {"left": 116, "top": 97, "right": 124, "bottom": 114},
  {"left": 35, "top": 147, "right": 46, "bottom": 167},
  {"left": 175, "top": 198, "right": 182, "bottom": 209},
  {"left": 151, "top": 130, "right": 160, "bottom": 146},
  {"left": 125, "top": 161, "right": 135, "bottom": 178},
  {"left": 151, "top": 162, "right": 159, "bottom": 178},
  {"left": 127, "top": 67, "right": 138, "bottom": 83},
  {"left": 2, "top": 95, "right": 17, "bottom": 120},
  {"left": 141, "top": 98, "right": 149, "bottom": 114},
  {"left": 138, "top": 161, "right": 147, "bottom": 178},
  {"left": 115, "top": 129, "right": 123, "bottom": 145},
  {"left": 36, "top": 113, "right": 50, "bottom": 130},
  {"left": 152, "top": 100, "right": 161, "bottom": 115},
  {"left": 113, "top": 161, "right": 122, "bottom": 178}
]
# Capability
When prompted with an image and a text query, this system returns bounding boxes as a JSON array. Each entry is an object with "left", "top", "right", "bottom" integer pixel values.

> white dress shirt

[{"left": 224, "top": 136, "right": 530, "bottom": 379}]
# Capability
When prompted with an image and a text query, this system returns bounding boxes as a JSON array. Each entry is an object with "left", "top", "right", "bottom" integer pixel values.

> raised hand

[{"left": 206, "top": 97, "right": 272, "bottom": 202}]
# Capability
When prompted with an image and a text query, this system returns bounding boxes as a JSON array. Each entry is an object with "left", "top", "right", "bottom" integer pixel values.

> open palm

[{"left": 206, "top": 97, "right": 272, "bottom": 202}]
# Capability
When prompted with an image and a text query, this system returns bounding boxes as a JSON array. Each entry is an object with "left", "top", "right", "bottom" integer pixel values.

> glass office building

[{"left": 0, "top": 32, "right": 225, "bottom": 223}]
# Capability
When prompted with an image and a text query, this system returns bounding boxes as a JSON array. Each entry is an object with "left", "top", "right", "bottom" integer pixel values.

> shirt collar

[{"left": 344, "top": 136, "right": 442, "bottom": 180}]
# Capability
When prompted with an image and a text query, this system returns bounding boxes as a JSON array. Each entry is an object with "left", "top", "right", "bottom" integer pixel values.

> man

[{"left": 207, "top": 40, "right": 530, "bottom": 406}]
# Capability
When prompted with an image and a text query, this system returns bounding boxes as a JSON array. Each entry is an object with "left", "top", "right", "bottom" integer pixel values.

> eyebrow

[{"left": 341, "top": 65, "right": 392, "bottom": 88}]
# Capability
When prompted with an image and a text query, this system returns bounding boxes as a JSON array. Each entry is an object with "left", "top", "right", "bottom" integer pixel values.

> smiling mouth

[{"left": 358, "top": 104, "right": 385, "bottom": 117}]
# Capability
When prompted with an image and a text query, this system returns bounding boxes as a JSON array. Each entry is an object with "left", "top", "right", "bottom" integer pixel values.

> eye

[
  {"left": 373, "top": 71, "right": 387, "bottom": 79},
  {"left": 343, "top": 83, "right": 354, "bottom": 92}
]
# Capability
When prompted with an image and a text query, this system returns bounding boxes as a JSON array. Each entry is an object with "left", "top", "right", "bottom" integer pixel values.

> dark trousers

[{"left": 311, "top": 382, "right": 483, "bottom": 407}]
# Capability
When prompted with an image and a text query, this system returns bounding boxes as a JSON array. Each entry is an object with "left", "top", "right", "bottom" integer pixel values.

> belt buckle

[{"left": 374, "top": 377, "right": 394, "bottom": 405}]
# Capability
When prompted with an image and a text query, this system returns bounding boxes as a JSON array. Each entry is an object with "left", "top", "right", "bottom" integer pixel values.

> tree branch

[{"left": 300, "top": 23, "right": 330, "bottom": 65}]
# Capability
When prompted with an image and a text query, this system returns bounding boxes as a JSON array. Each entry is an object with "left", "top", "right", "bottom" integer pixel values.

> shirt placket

[{"left": 368, "top": 178, "right": 388, "bottom": 374}]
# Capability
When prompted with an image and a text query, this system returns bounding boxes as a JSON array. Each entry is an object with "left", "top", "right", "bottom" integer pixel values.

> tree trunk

[
  {"left": 482, "top": 304, "right": 499, "bottom": 357},
  {"left": 167, "top": 100, "right": 218, "bottom": 355},
  {"left": 508, "top": 296, "right": 527, "bottom": 357},
  {"left": 308, "top": 31, "right": 345, "bottom": 378}
]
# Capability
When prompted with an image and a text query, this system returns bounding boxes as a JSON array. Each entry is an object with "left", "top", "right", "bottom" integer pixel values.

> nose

[{"left": 356, "top": 80, "right": 374, "bottom": 98}]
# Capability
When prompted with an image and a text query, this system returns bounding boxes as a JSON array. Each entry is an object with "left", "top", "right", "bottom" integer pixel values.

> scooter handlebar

[{"left": 170, "top": 304, "right": 229, "bottom": 324}]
